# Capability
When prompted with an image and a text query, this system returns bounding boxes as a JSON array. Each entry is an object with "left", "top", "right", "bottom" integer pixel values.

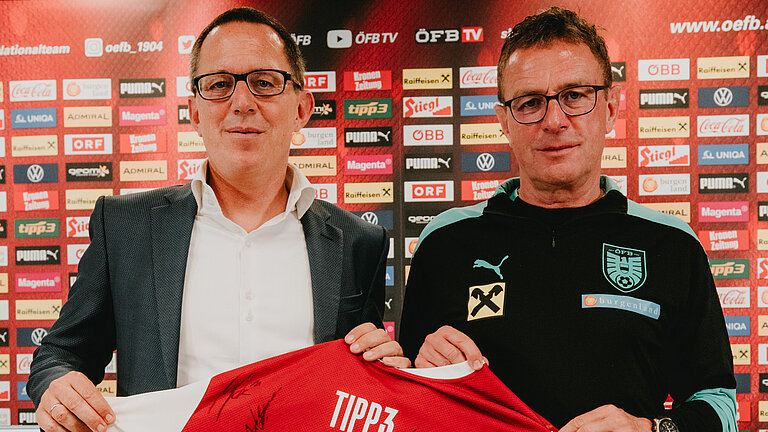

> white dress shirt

[{"left": 176, "top": 160, "right": 317, "bottom": 386}]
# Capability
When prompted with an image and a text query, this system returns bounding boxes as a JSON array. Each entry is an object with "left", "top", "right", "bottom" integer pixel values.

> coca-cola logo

[
  {"left": 12, "top": 83, "right": 53, "bottom": 98},
  {"left": 699, "top": 117, "right": 746, "bottom": 134},
  {"left": 719, "top": 288, "right": 748, "bottom": 305},
  {"left": 461, "top": 70, "right": 496, "bottom": 86},
  {"left": 17, "top": 355, "right": 33, "bottom": 373}
]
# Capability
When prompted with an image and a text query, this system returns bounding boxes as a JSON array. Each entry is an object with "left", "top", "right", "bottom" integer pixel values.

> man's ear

[
  {"left": 604, "top": 84, "right": 621, "bottom": 134},
  {"left": 294, "top": 90, "right": 315, "bottom": 131},
  {"left": 189, "top": 94, "right": 202, "bottom": 137}
]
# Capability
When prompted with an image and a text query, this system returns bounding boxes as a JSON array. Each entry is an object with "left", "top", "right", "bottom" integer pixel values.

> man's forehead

[{"left": 198, "top": 21, "right": 288, "bottom": 72}]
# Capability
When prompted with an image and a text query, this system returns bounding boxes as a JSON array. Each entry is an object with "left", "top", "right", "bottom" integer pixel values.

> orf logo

[
  {"left": 476, "top": 153, "right": 495, "bottom": 171},
  {"left": 603, "top": 243, "right": 646, "bottom": 292},
  {"left": 713, "top": 87, "right": 733, "bottom": 107}
]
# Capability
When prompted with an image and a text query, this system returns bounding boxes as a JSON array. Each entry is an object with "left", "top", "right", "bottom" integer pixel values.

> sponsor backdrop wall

[{"left": 0, "top": 0, "right": 767, "bottom": 427}]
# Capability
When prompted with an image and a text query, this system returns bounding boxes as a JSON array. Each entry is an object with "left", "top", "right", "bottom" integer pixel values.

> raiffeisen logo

[
  {"left": 118, "top": 106, "right": 166, "bottom": 126},
  {"left": 403, "top": 96, "right": 452, "bottom": 118}
]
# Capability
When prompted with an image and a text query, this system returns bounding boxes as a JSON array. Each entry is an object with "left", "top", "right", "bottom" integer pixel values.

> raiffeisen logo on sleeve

[
  {"left": 15, "top": 273, "right": 61, "bottom": 293},
  {"left": 178, "top": 159, "right": 205, "bottom": 181},
  {"left": 290, "top": 127, "right": 337, "bottom": 149},
  {"left": 638, "top": 89, "right": 689, "bottom": 109},
  {"left": 345, "top": 98, "right": 392, "bottom": 119},
  {"left": 698, "top": 230, "right": 749, "bottom": 251},
  {"left": 311, "top": 100, "right": 336, "bottom": 120},
  {"left": 758, "top": 114, "right": 768, "bottom": 136},
  {"left": 344, "top": 127, "right": 392, "bottom": 147},
  {"left": 343, "top": 70, "right": 392, "bottom": 91},
  {"left": 351, "top": 210, "right": 394, "bottom": 230},
  {"left": 404, "top": 180, "right": 454, "bottom": 202},
  {"left": 119, "top": 132, "right": 166, "bottom": 154},
  {"left": 11, "top": 108, "right": 57, "bottom": 129},
  {"left": 405, "top": 153, "right": 453, "bottom": 174},
  {"left": 601, "top": 147, "right": 627, "bottom": 169},
  {"left": 289, "top": 155, "right": 337, "bottom": 177},
  {"left": 638, "top": 117, "right": 690, "bottom": 138},
  {"left": 63, "top": 78, "right": 111, "bottom": 100},
  {"left": 304, "top": 71, "right": 336, "bottom": 92},
  {"left": 66, "top": 217, "right": 89, "bottom": 238},
  {"left": 697, "top": 56, "right": 749, "bottom": 79},
  {"left": 14, "top": 219, "right": 59, "bottom": 239},
  {"left": 638, "top": 174, "right": 690, "bottom": 196},
  {"left": 119, "top": 78, "right": 165, "bottom": 98},
  {"left": 66, "top": 162, "right": 112, "bottom": 182},
  {"left": 460, "top": 95, "right": 499, "bottom": 116},
  {"left": 118, "top": 106, "right": 166, "bottom": 126},
  {"left": 64, "top": 134, "right": 113, "bottom": 155},
  {"left": 698, "top": 86, "right": 749, "bottom": 108},
  {"left": 697, "top": 114, "right": 749, "bottom": 137},
  {"left": 637, "top": 59, "right": 690, "bottom": 81},
  {"left": 638, "top": 145, "right": 689, "bottom": 167},
  {"left": 13, "top": 164, "right": 58, "bottom": 184},
  {"left": 699, "top": 201, "right": 749, "bottom": 222},
  {"left": 402, "top": 68, "right": 452, "bottom": 90},
  {"left": 698, "top": 144, "right": 748, "bottom": 166},
  {"left": 15, "top": 190, "right": 58, "bottom": 211},
  {"left": 698, "top": 173, "right": 748, "bottom": 194},
  {"left": 403, "top": 96, "right": 452, "bottom": 118},
  {"left": 461, "top": 179, "right": 501, "bottom": 201},
  {"left": 461, "top": 152, "right": 510, "bottom": 173},
  {"left": 403, "top": 124, "right": 452, "bottom": 146},
  {"left": 345, "top": 155, "right": 393, "bottom": 175},
  {"left": 15, "top": 246, "right": 60, "bottom": 265},
  {"left": 344, "top": 182, "right": 394, "bottom": 204},
  {"left": 63, "top": 106, "right": 112, "bottom": 127},
  {"left": 9, "top": 80, "right": 56, "bottom": 101},
  {"left": 459, "top": 66, "right": 496, "bottom": 88}
]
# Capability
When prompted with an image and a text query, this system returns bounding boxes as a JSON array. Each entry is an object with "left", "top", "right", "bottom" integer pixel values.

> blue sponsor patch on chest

[{"left": 582, "top": 294, "right": 660, "bottom": 319}]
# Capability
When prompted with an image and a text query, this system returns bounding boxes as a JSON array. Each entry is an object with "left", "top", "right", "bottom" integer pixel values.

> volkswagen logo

[
  {"left": 713, "top": 87, "right": 733, "bottom": 107},
  {"left": 360, "top": 212, "right": 379, "bottom": 225},
  {"left": 31, "top": 328, "right": 49, "bottom": 345},
  {"left": 476, "top": 153, "right": 495, "bottom": 171},
  {"left": 26, "top": 164, "right": 45, "bottom": 183}
]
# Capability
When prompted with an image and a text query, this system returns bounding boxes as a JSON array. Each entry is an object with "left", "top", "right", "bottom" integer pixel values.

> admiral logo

[
  {"left": 711, "top": 260, "right": 749, "bottom": 280},
  {"left": 343, "top": 70, "right": 392, "bottom": 91},
  {"left": 642, "top": 202, "right": 690, "bottom": 223},
  {"left": 460, "top": 123, "right": 505, "bottom": 145},
  {"left": 68, "top": 244, "right": 88, "bottom": 265},
  {"left": 759, "top": 85, "right": 768, "bottom": 106},
  {"left": 13, "top": 163, "right": 58, "bottom": 184},
  {"left": 313, "top": 184, "right": 338, "bottom": 204},
  {"left": 760, "top": 202, "right": 768, "bottom": 221},
  {"left": 177, "top": 131, "right": 206, "bottom": 152},
  {"left": 345, "top": 98, "right": 392, "bottom": 119},
  {"left": 16, "top": 190, "right": 58, "bottom": 211},
  {"left": 461, "top": 152, "right": 510, "bottom": 173},
  {"left": 698, "top": 86, "right": 749, "bottom": 108},
  {"left": 16, "top": 299, "right": 62, "bottom": 321},
  {"left": 120, "top": 132, "right": 166, "bottom": 154},
  {"left": 404, "top": 180, "right": 454, "bottom": 202},
  {"left": 459, "top": 66, "right": 497, "bottom": 88},
  {"left": 461, "top": 179, "right": 501, "bottom": 201},
  {"left": 638, "top": 89, "right": 688, "bottom": 109},
  {"left": 11, "top": 108, "right": 57, "bottom": 129},
  {"left": 405, "top": 154, "right": 452, "bottom": 173},
  {"left": 725, "top": 316, "right": 750, "bottom": 337},
  {"left": 698, "top": 173, "right": 748, "bottom": 194},
  {"left": 638, "top": 117, "right": 690, "bottom": 138},
  {"left": 65, "top": 189, "right": 112, "bottom": 210},
  {"left": 289, "top": 155, "right": 337, "bottom": 176},
  {"left": 64, "top": 134, "right": 113, "bottom": 155},
  {"left": 345, "top": 155, "right": 393, "bottom": 175},
  {"left": 290, "top": 127, "right": 337, "bottom": 149},
  {"left": 344, "top": 182, "right": 394, "bottom": 204},
  {"left": 11, "top": 135, "right": 58, "bottom": 157},
  {"left": 759, "top": 114, "right": 768, "bottom": 136},
  {"left": 460, "top": 95, "right": 499, "bottom": 116},
  {"left": 697, "top": 114, "right": 749, "bottom": 137},
  {"left": 403, "top": 124, "right": 452, "bottom": 146},
  {"left": 63, "top": 78, "right": 111, "bottom": 100},
  {"left": 717, "top": 287, "right": 750, "bottom": 307},
  {"left": 14, "top": 219, "right": 59, "bottom": 239},
  {"left": 118, "top": 106, "right": 166, "bottom": 126},
  {"left": 351, "top": 210, "right": 394, "bottom": 230},
  {"left": 118, "top": 78, "right": 165, "bottom": 98},
  {"left": 699, "top": 201, "right": 749, "bottom": 222},
  {"left": 9, "top": 80, "right": 56, "bottom": 101},
  {"left": 15, "top": 274, "right": 60, "bottom": 293},
  {"left": 344, "top": 127, "right": 392, "bottom": 147},
  {"left": 698, "top": 144, "right": 748, "bottom": 166},
  {"left": 120, "top": 160, "right": 167, "bottom": 181},
  {"left": 403, "top": 96, "right": 452, "bottom": 118},
  {"left": 311, "top": 100, "right": 336, "bottom": 120},
  {"left": 638, "top": 145, "right": 689, "bottom": 167},
  {"left": 66, "top": 162, "right": 112, "bottom": 182},
  {"left": 18, "top": 408, "right": 36, "bottom": 425},
  {"left": 304, "top": 71, "right": 336, "bottom": 92},
  {"left": 611, "top": 62, "right": 626, "bottom": 82},
  {"left": 758, "top": 172, "right": 768, "bottom": 193},
  {"left": 66, "top": 217, "right": 89, "bottom": 238},
  {"left": 606, "top": 118, "right": 627, "bottom": 140},
  {"left": 415, "top": 28, "right": 482, "bottom": 44},
  {"left": 63, "top": 106, "right": 112, "bottom": 127},
  {"left": 178, "top": 159, "right": 205, "bottom": 180},
  {"left": 638, "top": 174, "right": 690, "bottom": 196},
  {"left": 178, "top": 105, "right": 190, "bottom": 124},
  {"left": 402, "top": 68, "right": 452, "bottom": 90},
  {"left": 697, "top": 56, "right": 749, "bottom": 79},
  {"left": 698, "top": 230, "right": 749, "bottom": 251},
  {"left": 15, "top": 246, "right": 60, "bottom": 265},
  {"left": 176, "top": 76, "right": 193, "bottom": 97},
  {"left": 638, "top": 58, "right": 690, "bottom": 81},
  {"left": 601, "top": 147, "right": 627, "bottom": 169}
]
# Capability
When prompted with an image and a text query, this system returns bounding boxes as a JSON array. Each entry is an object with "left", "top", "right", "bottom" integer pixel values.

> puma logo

[
  {"left": 732, "top": 176, "right": 747, "bottom": 188},
  {"left": 473, "top": 255, "right": 509, "bottom": 280},
  {"left": 672, "top": 92, "right": 687, "bottom": 104}
]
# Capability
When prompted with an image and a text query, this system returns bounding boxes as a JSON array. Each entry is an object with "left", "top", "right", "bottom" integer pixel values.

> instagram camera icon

[{"left": 84, "top": 38, "right": 104, "bottom": 57}]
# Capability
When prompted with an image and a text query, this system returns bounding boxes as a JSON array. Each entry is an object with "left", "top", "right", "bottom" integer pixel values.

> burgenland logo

[
  {"left": 467, "top": 255, "right": 507, "bottom": 321},
  {"left": 602, "top": 244, "right": 646, "bottom": 293}
]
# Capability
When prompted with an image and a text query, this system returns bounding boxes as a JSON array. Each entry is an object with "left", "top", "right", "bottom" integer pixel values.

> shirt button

[
  {"left": 245, "top": 313, "right": 253, "bottom": 322},
  {"left": 245, "top": 292, "right": 253, "bottom": 300}
]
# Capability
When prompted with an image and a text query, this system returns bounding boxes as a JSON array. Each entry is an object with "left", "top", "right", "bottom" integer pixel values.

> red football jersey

[{"left": 181, "top": 339, "right": 556, "bottom": 432}]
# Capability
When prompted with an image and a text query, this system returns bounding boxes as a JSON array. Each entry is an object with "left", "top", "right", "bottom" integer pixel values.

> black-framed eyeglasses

[
  {"left": 502, "top": 85, "right": 609, "bottom": 124},
  {"left": 192, "top": 69, "right": 300, "bottom": 100}
]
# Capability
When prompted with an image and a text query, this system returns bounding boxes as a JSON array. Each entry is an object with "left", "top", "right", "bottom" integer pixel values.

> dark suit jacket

[{"left": 27, "top": 184, "right": 388, "bottom": 406}]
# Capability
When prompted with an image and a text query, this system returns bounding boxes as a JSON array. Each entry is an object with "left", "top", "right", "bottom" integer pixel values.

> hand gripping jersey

[{"left": 107, "top": 339, "right": 556, "bottom": 432}]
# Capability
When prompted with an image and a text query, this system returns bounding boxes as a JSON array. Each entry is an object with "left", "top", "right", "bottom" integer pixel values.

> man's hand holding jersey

[{"left": 345, "top": 322, "right": 411, "bottom": 368}]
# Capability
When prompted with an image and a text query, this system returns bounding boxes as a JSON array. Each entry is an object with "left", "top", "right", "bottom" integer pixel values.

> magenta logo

[
  {"left": 15, "top": 273, "right": 61, "bottom": 293},
  {"left": 118, "top": 106, "right": 166, "bottom": 126},
  {"left": 345, "top": 154, "right": 393, "bottom": 175},
  {"left": 699, "top": 201, "right": 749, "bottom": 222}
]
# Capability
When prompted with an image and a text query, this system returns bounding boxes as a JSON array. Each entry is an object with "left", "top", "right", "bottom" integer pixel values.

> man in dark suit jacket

[{"left": 28, "top": 8, "right": 407, "bottom": 432}]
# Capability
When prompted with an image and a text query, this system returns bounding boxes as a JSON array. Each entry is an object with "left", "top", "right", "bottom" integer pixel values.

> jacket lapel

[
  {"left": 301, "top": 201, "right": 343, "bottom": 343},
  {"left": 149, "top": 184, "right": 197, "bottom": 387}
]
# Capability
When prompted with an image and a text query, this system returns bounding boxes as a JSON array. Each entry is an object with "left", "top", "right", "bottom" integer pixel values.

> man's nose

[
  {"left": 540, "top": 98, "right": 569, "bottom": 132},
  {"left": 229, "top": 80, "right": 257, "bottom": 113}
]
